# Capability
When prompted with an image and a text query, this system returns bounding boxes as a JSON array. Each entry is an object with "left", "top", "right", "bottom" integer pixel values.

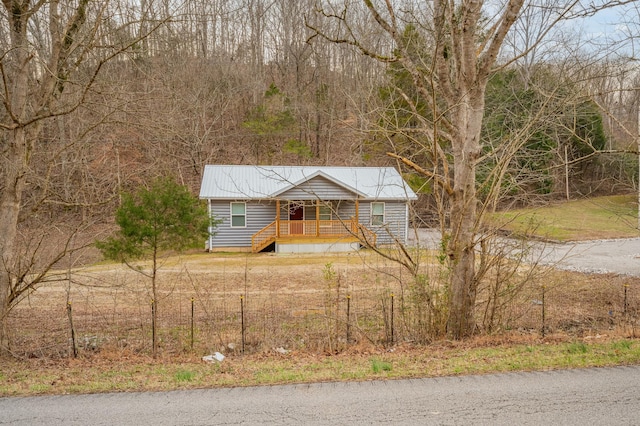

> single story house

[{"left": 199, "top": 165, "right": 418, "bottom": 253}]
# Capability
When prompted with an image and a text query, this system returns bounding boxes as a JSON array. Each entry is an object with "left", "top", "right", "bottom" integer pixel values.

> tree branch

[{"left": 387, "top": 151, "right": 453, "bottom": 196}]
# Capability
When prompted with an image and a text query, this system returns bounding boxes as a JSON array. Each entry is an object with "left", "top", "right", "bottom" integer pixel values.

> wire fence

[{"left": 7, "top": 273, "right": 640, "bottom": 359}]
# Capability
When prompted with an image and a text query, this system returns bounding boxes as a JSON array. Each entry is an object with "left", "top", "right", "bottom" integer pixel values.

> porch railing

[
  {"left": 277, "top": 219, "right": 354, "bottom": 237},
  {"left": 251, "top": 222, "right": 277, "bottom": 253},
  {"left": 251, "top": 219, "right": 377, "bottom": 252}
]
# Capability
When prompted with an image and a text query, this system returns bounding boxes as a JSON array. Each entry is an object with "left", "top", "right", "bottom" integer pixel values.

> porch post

[
  {"left": 276, "top": 199, "right": 280, "bottom": 237},
  {"left": 208, "top": 199, "right": 213, "bottom": 251},
  {"left": 316, "top": 200, "right": 320, "bottom": 237},
  {"left": 354, "top": 198, "right": 359, "bottom": 234}
]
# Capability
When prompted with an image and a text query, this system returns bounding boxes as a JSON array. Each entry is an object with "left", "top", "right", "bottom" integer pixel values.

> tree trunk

[
  {"left": 151, "top": 251, "right": 158, "bottom": 357},
  {"left": 446, "top": 95, "right": 485, "bottom": 339},
  {"left": 0, "top": 128, "right": 29, "bottom": 349},
  {"left": 0, "top": 17, "right": 32, "bottom": 347}
]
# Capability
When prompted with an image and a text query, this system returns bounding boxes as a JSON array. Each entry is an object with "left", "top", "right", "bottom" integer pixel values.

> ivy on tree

[{"left": 97, "top": 177, "right": 213, "bottom": 356}]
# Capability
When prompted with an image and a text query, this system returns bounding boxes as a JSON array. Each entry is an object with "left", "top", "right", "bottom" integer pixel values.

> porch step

[{"left": 253, "top": 236, "right": 276, "bottom": 253}]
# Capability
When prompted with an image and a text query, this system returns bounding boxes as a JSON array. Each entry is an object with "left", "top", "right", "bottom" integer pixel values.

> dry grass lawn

[{"left": 2, "top": 248, "right": 640, "bottom": 396}]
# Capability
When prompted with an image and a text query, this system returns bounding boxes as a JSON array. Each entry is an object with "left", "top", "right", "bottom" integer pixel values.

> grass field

[
  {"left": 1, "top": 195, "right": 640, "bottom": 396},
  {"left": 493, "top": 194, "right": 639, "bottom": 241}
]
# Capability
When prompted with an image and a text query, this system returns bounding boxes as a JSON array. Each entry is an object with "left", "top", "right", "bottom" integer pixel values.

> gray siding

[
  {"left": 210, "top": 200, "right": 276, "bottom": 248},
  {"left": 358, "top": 201, "right": 407, "bottom": 245},
  {"left": 279, "top": 176, "right": 357, "bottom": 200},
  {"left": 337, "top": 201, "right": 356, "bottom": 220},
  {"left": 208, "top": 198, "right": 409, "bottom": 249}
]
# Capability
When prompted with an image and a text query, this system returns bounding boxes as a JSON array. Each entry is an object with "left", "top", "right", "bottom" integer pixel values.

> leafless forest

[{"left": 4, "top": 1, "right": 640, "bottom": 218}]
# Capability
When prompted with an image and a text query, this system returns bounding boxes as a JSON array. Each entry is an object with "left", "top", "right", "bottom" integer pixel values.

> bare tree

[
  {"left": 0, "top": 0, "right": 160, "bottom": 349},
  {"left": 308, "top": 0, "right": 526, "bottom": 338},
  {"left": 310, "top": 1, "right": 627, "bottom": 339}
]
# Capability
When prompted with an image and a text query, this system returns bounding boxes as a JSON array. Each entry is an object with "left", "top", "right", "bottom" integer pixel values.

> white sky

[{"left": 578, "top": 4, "right": 639, "bottom": 58}]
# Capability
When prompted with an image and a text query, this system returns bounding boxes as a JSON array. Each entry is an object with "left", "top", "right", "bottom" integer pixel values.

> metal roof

[{"left": 199, "top": 165, "right": 418, "bottom": 201}]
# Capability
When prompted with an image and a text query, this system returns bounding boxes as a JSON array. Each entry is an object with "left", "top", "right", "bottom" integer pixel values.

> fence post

[
  {"left": 346, "top": 294, "right": 351, "bottom": 344},
  {"left": 240, "top": 295, "right": 245, "bottom": 354},
  {"left": 624, "top": 283, "right": 629, "bottom": 317},
  {"left": 151, "top": 299, "right": 157, "bottom": 357},
  {"left": 541, "top": 285, "right": 546, "bottom": 338},
  {"left": 190, "top": 297, "right": 195, "bottom": 351},
  {"left": 67, "top": 302, "right": 78, "bottom": 358},
  {"left": 390, "top": 293, "right": 394, "bottom": 345}
]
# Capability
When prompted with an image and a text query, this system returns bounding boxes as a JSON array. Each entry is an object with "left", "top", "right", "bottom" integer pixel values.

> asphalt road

[{"left": 1, "top": 366, "right": 639, "bottom": 425}]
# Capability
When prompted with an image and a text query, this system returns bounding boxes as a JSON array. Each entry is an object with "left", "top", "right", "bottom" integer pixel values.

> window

[
  {"left": 230, "top": 202, "right": 246, "bottom": 227},
  {"left": 319, "top": 204, "right": 332, "bottom": 221},
  {"left": 371, "top": 202, "right": 385, "bottom": 226}
]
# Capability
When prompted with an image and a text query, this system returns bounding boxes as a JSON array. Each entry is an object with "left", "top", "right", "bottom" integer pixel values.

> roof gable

[
  {"left": 276, "top": 174, "right": 362, "bottom": 200},
  {"left": 272, "top": 170, "right": 366, "bottom": 198}
]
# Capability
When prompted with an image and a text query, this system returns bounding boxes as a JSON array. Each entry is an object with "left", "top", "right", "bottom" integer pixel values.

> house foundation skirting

[{"left": 276, "top": 240, "right": 361, "bottom": 254}]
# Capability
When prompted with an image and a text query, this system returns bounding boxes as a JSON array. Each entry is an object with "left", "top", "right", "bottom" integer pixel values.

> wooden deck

[{"left": 251, "top": 219, "right": 377, "bottom": 253}]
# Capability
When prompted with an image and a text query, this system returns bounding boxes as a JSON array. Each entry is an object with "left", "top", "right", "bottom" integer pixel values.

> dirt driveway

[{"left": 408, "top": 229, "right": 640, "bottom": 277}]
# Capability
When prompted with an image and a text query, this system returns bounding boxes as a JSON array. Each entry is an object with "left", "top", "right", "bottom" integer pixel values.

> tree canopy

[{"left": 98, "top": 177, "right": 211, "bottom": 263}]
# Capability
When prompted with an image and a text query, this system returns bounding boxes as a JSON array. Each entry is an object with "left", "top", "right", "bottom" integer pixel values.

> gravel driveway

[{"left": 408, "top": 229, "right": 640, "bottom": 277}]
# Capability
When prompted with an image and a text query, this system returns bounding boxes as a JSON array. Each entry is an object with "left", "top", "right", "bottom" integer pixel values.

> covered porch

[{"left": 251, "top": 199, "right": 377, "bottom": 253}]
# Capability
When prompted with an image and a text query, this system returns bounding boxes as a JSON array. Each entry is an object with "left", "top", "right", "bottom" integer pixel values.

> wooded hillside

[{"left": 5, "top": 1, "right": 639, "bottom": 221}]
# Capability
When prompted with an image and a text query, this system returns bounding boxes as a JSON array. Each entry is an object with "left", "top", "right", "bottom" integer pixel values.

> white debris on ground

[{"left": 202, "top": 352, "right": 225, "bottom": 363}]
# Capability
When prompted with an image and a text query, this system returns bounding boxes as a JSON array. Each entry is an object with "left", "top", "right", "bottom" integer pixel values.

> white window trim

[
  {"left": 371, "top": 202, "right": 385, "bottom": 226},
  {"left": 230, "top": 202, "right": 247, "bottom": 228}
]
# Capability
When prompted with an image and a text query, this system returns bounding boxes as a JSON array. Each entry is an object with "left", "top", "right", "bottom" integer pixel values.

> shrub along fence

[
  {"left": 9, "top": 288, "right": 408, "bottom": 358},
  {"left": 6, "top": 274, "right": 640, "bottom": 359}
]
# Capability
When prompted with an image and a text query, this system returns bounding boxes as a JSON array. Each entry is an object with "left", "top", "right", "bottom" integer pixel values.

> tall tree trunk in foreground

[
  {"left": 311, "top": 0, "right": 524, "bottom": 338},
  {"left": 0, "top": 1, "right": 42, "bottom": 346}
]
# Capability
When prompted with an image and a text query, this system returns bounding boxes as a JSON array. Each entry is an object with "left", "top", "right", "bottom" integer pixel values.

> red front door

[{"left": 289, "top": 204, "right": 304, "bottom": 235}]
